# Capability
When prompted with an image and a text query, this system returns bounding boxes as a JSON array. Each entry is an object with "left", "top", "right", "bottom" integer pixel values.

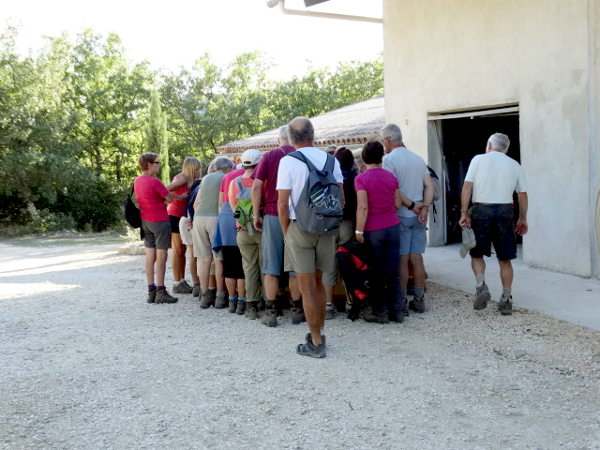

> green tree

[{"left": 145, "top": 90, "right": 170, "bottom": 184}]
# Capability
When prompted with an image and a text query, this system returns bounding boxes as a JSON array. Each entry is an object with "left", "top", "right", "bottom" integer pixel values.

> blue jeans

[{"left": 365, "top": 223, "right": 401, "bottom": 318}]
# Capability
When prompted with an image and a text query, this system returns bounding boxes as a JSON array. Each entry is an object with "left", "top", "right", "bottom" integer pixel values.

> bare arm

[
  {"left": 516, "top": 192, "right": 528, "bottom": 235},
  {"left": 355, "top": 190, "right": 368, "bottom": 244},
  {"left": 218, "top": 191, "right": 224, "bottom": 211},
  {"left": 252, "top": 178, "right": 264, "bottom": 232},
  {"left": 458, "top": 181, "right": 473, "bottom": 228},
  {"left": 228, "top": 181, "right": 237, "bottom": 212},
  {"left": 277, "top": 189, "right": 291, "bottom": 236},
  {"left": 166, "top": 174, "right": 187, "bottom": 191}
]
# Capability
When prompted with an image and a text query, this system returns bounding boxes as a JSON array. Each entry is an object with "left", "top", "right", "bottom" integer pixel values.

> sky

[{"left": 1, "top": 0, "right": 383, "bottom": 79}]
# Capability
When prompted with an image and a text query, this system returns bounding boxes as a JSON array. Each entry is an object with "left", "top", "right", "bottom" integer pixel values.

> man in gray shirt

[{"left": 382, "top": 124, "right": 434, "bottom": 316}]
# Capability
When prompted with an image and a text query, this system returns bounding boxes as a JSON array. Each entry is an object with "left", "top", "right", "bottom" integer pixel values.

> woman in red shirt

[{"left": 166, "top": 157, "right": 201, "bottom": 295}]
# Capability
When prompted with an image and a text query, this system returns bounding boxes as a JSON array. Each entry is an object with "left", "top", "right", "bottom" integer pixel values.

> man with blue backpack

[{"left": 277, "top": 117, "right": 344, "bottom": 358}]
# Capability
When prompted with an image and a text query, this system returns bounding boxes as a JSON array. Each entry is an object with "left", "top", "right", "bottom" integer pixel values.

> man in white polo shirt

[
  {"left": 459, "top": 133, "right": 528, "bottom": 315},
  {"left": 277, "top": 117, "right": 343, "bottom": 358}
]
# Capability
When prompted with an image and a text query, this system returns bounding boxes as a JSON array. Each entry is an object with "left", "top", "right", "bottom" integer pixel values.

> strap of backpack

[
  {"left": 288, "top": 151, "right": 318, "bottom": 172},
  {"left": 235, "top": 176, "right": 244, "bottom": 198}
]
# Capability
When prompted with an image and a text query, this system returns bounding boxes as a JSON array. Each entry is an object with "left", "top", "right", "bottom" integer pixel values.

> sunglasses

[{"left": 151, "top": 161, "right": 161, "bottom": 165}]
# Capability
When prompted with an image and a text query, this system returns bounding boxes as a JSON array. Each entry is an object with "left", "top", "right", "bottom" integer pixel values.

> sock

[
  {"left": 292, "top": 299, "right": 302, "bottom": 308},
  {"left": 502, "top": 288, "right": 512, "bottom": 298},
  {"left": 475, "top": 274, "right": 485, "bottom": 287},
  {"left": 238, "top": 297, "right": 246, "bottom": 302},
  {"left": 148, "top": 284, "right": 157, "bottom": 292},
  {"left": 228, "top": 296, "right": 238, "bottom": 301},
  {"left": 326, "top": 302, "right": 333, "bottom": 307},
  {"left": 193, "top": 281, "right": 200, "bottom": 286},
  {"left": 414, "top": 287, "right": 425, "bottom": 298},
  {"left": 208, "top": 286, "right": 216, "bottom": 291},
  {"left": 400, "top": 289, "right": 407, "bottom": 300},
  {"left": 157, "top": 285, "right": 165, "bottom": 290}
]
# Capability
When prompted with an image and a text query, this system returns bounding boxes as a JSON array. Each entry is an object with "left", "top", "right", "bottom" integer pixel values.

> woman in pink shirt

[
  {"left": 134, "top": 152, "right": 187, "bottom": 304},
  {"left": 354, "top": 141, "right": 421, "bottom": 323}
]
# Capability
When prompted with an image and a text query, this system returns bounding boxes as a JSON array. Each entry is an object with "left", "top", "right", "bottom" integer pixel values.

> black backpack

[
  {"left": 336, "top": 239, "right": 383, "bottom": 320},
  {"left": 288, "top": 151, "right": 343, "bottom": 235},
  {"left": 124, "top": 184, "right": 141, "bottom": 229}
]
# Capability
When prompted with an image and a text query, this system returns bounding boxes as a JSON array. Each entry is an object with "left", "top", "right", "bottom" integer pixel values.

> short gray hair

[
  {"left": 288, "top": 117, "right": 314, "bottom": 145},
  {"left": 210, "top": 156, "right": 235, "bottom": 172},
  {"left": 278, "top": 125, "right": 289, "bottom": 143},
  {"left": 488, "top": 133, "right": 510, "bottom": 152},
  {"left": 380, "top": 124, "right": 403, "bottom": 145}
]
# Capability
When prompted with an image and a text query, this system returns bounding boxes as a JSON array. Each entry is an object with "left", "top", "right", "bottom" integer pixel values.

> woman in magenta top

[
  {"left": 354, "top": 141, "right": 419, "bottom": 323},
  {"left": 134, "top": 152, "right": 185, "bottom": 304}
]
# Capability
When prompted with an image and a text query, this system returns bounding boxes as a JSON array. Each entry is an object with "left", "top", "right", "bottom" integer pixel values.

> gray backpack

[{"left": 288, "top": 151, "right": 343, "bottom": 235}]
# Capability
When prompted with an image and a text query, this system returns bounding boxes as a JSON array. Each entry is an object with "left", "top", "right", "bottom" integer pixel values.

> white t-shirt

[
  {"left": 382, "top": 146, "right": 429, "bottom": 218},
  {"left": 276, "top": 146, "right": 343, "bottom": 220},
  {"left": 464, "top": 151, "right": 526, "bottom": 203}
]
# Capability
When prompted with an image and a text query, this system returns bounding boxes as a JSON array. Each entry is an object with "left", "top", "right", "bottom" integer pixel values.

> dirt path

[{"left": 1, "top": 234, "right": 599, "bottom": 449}]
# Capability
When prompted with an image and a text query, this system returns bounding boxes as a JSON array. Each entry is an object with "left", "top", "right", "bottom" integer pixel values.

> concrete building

[{"left": 383, "top": 0, "right": 600, "bottom": 279}]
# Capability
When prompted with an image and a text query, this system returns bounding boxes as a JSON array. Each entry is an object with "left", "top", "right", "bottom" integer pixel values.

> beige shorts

[
  {"left": 284, "top": 220, "right": 336, "bottom": 274},
  {"left": 179, "top": 216, "right": 193, "bottom": 246},
  {"left": 191, "top": 215, "right": 221, "bottom": 260}
]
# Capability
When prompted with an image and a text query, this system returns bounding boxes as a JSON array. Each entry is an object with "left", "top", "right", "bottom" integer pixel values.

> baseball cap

[
  {"left": 459, "top": 227, "right": 476, "bottom": 258},
  {"left": 241, "top": 149, "right": 262, "bottom": 167}
]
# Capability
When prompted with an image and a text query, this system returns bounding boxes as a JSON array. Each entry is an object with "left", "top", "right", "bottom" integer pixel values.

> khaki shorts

[
  {"left": 284, "top": 221, "right": 336, "bottom": 274},
  {"left": 191, "top": 215, "right": 221, "bottom": 260}
]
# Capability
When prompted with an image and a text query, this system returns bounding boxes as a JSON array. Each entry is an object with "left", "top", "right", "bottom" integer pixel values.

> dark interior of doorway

[{"left": 441, "top": 114, "right": 520, "bottom": 244}]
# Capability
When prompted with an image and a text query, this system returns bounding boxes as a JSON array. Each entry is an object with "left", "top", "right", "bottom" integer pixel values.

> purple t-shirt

[
  {"left": 251, "top": 145, "right": 295, "bottom": 216},
  {"left": 354, "top": 168, "right": 400, "bottom": 231}
]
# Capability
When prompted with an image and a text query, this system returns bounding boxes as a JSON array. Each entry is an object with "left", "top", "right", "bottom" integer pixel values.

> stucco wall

[{"left": 383, "top": 0, "right": 596, "bottom": 277}]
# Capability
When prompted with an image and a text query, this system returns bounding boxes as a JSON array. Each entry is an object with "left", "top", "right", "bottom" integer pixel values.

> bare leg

[
  {"left": 289, "top": 275, "right": 301, "bottom": 300},
  {"left": 264, "top": 274, "right": 279, "bottom": 300},
  {"left": 471, "top": 257, "right": 486, "bottom": 277},
  {"left": 237, "top": 279, "right": 246, "bottom": 298},
  {"left": 409, "top": 253, "right": 426, "bottom": 288},
  {"left": 155, "top": 249, "right": 168, "bottom": 287},
  {"left": 198, "top": 257, "right": 212, "bottom": 291},
  {"left": 171, "top": 232, "right": 186, "bottom": 281},
  {"left": 188, "top": 246, "right": 198, "bottom": 283},
  {"left": 498, "top": 260, "right": 513, "bottom": 290},
  {"left": 297, "top": 271, "right": 325, "bottom": 346},
  {"left": 214, "top": 259, "right": 225, "bottom": 292},
  {"left": 225, "top": 278, "right": 237, "bottom": 297},
  {"left": 145, "top": 248, "right": 157, "bottom": 285},
  {"left": 324, "top": 285, "right": 333, "bottom": 304}
]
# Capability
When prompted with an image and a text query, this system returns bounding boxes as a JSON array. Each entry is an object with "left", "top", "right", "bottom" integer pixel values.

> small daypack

[
  {"left": 288, "top": 151, "right": 343, "bottom": 235},
  {"left": 124, "top": 184, "right": 141, "bottom": 229},
  {"left": 427, "top": 165, "right": 441, "bottom": 202},
  {"left": 234, "top": 177, "right": 255, "bottom": 234}
]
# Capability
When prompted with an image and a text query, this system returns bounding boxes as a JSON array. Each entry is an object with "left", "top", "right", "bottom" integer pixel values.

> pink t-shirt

[
  {"left": 134, "top": 175, "right": 169, "bottom": 223},
  {"left": 251, "top": 145, "right": 295, "bottom": 216},
  {"left": 354, "top": 168, "right": 400, "bottom": 231},
  {"left": 220, "top": 169, "right": 244, "bottom": 203},
  {"left": 166, "top": 183, "right": 189, "bottom": 218}
]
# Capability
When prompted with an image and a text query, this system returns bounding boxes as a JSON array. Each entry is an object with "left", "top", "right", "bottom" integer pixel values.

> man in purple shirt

[{"left": 251, "top": 126, "right": 303, "bottom": 328}]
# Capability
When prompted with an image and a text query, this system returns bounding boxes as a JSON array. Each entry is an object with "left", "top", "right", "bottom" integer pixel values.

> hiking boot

[
  {"left": 325, "top": 303, "right": 335, "bottom": 320},
  {"left": 388, "top": 314, "right": 403, "bottom": 323},
  {"left": 473, "top": 282, "right": 491, "bottom": 310},
  {"left": 200, "top": 290, "right": 213, "bottom": 309},
  {"left": 261, "top": 301, "right": 278, "bottom": 327},
  {"left": 228, "top": 298, "right": 238, "bottom": 313},
  {"left": 146, "top": 289, "right": 156, "bottom": 304},
  {"left": 360, "top": 306, "right": 389, "bottom": 324},
  {"left": 399, "top": 298, "right": 410, "bottom": 317},
  {"left": 208, "top": 288, "right": 217, "bottom": 304},
  {"left": 192, "top": 283, "right": 200, "bottom": 297},
  {"left": 214, "top": 291, "right": 228, "bottom": 309},
  {"left": 235, "top": 300, "right": 246, "bottom": 315},
  {"left": 409, "top": 295, "right": 425, "bottom": 313},
  {"left": 173, "top": 280, "right": 193, "bottom": 294},
  {"left": 245, "top": 301, "right": 258, "bottom": 320},
  {"left": 498, "top": 296, "right": 513, "bottom": 315},
  {"left": 155, "top": 287, "right": 178, "bottom": 304},
  {"left": 296, "top": 341, "right": 326, "bottom": 358},
  {"left": 305, "top": 332, "right": 327, "bottom": 346},
  {"left": 290, "top": 306, "right": 305, "bottom": 325}
]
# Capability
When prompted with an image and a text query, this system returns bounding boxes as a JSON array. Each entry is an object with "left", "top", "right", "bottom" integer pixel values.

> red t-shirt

[
  {"left": 134, "top": 175, "right": 169, "bottom": 222},
  {"left": 354, "top": 168, "right": 400, "bottom": 231},
  {"left": 251, "top": 145, "right": 295, "bottom": 216},
  {"left": 220, "top": 169, "right": 245, "bottom": 203},
  {"left": 167, "top": 183, "right": 189, "bottom": 218}
]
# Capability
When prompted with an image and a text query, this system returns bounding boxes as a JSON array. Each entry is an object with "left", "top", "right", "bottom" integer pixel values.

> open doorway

[{"left": 428, "top": 107, "right": 520, "bottom": 245}]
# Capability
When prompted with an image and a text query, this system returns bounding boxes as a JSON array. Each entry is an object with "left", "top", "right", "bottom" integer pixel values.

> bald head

[{"left": 288, "top": 117, "right": 314, "bottom": 148}]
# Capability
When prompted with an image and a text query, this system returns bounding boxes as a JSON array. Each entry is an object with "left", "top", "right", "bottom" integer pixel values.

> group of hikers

[{"left": 133, "top": 116, "right": 528, "bottom": 358}]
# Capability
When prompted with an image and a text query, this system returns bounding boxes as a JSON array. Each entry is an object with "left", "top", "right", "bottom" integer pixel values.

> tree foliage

[{"left": 0, "top": 27, "right": 383, "bottom": 234}]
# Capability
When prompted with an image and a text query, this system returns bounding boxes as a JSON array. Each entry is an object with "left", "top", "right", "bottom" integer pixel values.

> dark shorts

[
  {"left": 470, "top": 204, "right": 516, "bottom": 261},
  {"left": 169, "top": 215, "right": 181, "bottom": 233},
  {"left": 142, "top": 220, "right": 171, "bottom": 249},
  {"left": 221, "top": 246, "right": 245, "bottom": 279}
]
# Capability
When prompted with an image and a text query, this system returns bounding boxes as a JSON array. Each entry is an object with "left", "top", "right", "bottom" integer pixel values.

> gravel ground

[{"left": 1, "top": 234, "right": 600, "bottom": 449}]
